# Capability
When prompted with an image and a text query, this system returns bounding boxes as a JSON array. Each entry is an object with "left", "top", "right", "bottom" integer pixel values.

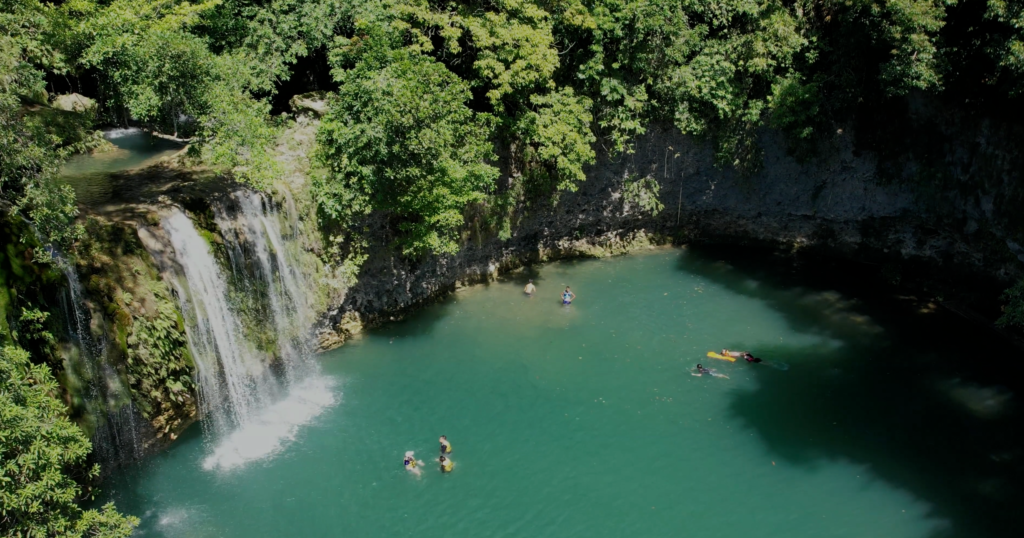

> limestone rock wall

[{"left": 323, "top": 122, "right": 1023, "bottom": 340}]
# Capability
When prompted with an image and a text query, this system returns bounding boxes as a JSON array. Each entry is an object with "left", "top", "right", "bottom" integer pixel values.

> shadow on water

[
  {"left": 366, "top": 290, "right": 463, "bottom": 340},
  {"left": 679, "top": 246, "right": 1024, "bottom": 538},
  {"left": 95, "top": 419, "right": 208, "bottom": 525},
  {"left": 500, "top": 264, "right": 544, "bottom": 287}
]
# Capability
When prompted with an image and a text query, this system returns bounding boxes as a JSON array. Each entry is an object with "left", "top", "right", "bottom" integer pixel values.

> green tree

[
  {"left": 200, "top": 0, "right": 354, "bottom": 93},
  {"left": 196, "top": 56, "right": 284, "bottom": 189},
  {"left": 74, "top": 0, "right": 221, "bottom": 132},
  {"left": 988, "top": 0, "right": 1024, "bottom": 94},
  {"left": 515, "top": 87, "right": 596, "bottom": 194},
  {"left": 663, "top": 1, "right": 807, "bottom": 169},
  {"left": 0, "top": 345, "right": 138, "bottom": 537},
  {"left": 317, "top": 37, "right": 498, "bottom": 255},
  {"left": 396, "top": 0, "right": 560, "bottom": 111},
  {"left": 1, "top": 0, "right": 85, "bottom": 258}
]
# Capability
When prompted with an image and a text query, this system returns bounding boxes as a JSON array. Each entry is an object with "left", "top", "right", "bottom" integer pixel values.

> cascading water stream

[
  {"left": 161, "top": 211, "right": 272, "bottom": 434},
  {"left": 215, "top": 192, "right": 313, "bottom": 378},
  {"left": 58, "top": 263, "right": 143, "bottom": 464},
  {"left": 160, "top": 197, "right": 335, "bottom": 471}
]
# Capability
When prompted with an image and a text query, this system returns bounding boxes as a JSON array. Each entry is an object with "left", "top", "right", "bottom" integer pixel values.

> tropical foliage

[
  {"left": 6, "top": 0, "right": 1024, "bottom": 256},
  {"left": 310, "top": 0, "right": 1024, "bottom": 253},
  {"left": 1, "top": 345, "right": 138, "bottom": 536}
]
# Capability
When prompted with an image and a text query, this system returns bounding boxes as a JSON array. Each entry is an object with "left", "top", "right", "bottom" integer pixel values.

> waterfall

[
  {"left": 161, "top": 211, "right": 274, "bottom": 434},
  {"left": 214, "top": 192, "right": 313, "bottom": 379},
  {"left": 160, "top": 195, "right": 335, "bottom": 471},
  {"left": 59, "top": 264, "right": 144, "bottom": 465}
]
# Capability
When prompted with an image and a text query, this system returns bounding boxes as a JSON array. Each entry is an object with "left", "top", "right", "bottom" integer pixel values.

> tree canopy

[
  {"left": 5, "top": 0, "right": 1023, "bottom": 256},
  {"left": 317, "top": 32, "right": 499, "bottom": 255},
  {"left": 308, "top": 0, "right": 1024, "bottom": 253}
]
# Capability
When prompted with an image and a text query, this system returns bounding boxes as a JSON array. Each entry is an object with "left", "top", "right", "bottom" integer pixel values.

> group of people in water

[
  {"left": 404, "top": 435, "right": 453, "bottom": 477},
  {"left": 405, "top": 283, "right": 772, "bottom": 480},
  {"left": 523, "top": 279, "right": 576, "bottom": 305},
  {"left": 400, "top": 280, "right": 580, "bottom": 479},
  {"left": 522, "top": 279, "right": 767, "bottom": 376},
  {"left": 402, "top": 280, "right": 571, "bottom": 480},
  {"left": 693, "top": 349, "right": 764, "bottom": 378}
]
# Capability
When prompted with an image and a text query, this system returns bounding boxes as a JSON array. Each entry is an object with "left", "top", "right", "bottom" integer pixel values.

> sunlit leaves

[
  {"left": 463, "top": 3, "right": 560, "bottom": 109},
  {"left": 76, "top": 1, "right": 220, "bottom": 129},
  {"left": 517, "top": 87, "right": 596, "bottom": 193},
  {"left": 872, "top": 0, "right": 949, "bottom": 95},
  {"left": 988, "top": 0, "right": 1024, "bottom": 94},
  {"left": 318, "top": 46, "right": 498, "bottom": 255},
  {"left": 1, "top": 345, "right": 138, "bottom": 537}
]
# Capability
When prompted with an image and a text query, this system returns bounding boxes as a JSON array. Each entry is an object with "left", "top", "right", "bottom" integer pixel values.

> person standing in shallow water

[
  {"left": 439, "top": 435, "right": 452, "bottom": 455},
  {"left": 524, "top": 280, "right": 536, "bottom": 296},
  {"left": 440, "top": 455, "right": 454, "bottom": 473},
  {"left": 562, "top": 286, "right": 576, "bottom": 305}
]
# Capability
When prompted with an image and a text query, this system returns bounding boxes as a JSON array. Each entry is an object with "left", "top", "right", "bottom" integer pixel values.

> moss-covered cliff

[{"left": 73, "top": 216, "right": 197, "bottom": 444}]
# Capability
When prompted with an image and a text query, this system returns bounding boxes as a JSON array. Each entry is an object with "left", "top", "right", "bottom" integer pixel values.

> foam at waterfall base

[
  {"left": 202, "top": 376, "right": 337, "bottom": 472},
  {"left": 102, "top": 127, "right": 142, "bottom": 139}
]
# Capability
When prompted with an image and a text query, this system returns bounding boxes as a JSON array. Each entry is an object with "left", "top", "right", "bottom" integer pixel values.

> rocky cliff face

[{"left": 323, "top": 121, "right": 1023, "bottom": 342}]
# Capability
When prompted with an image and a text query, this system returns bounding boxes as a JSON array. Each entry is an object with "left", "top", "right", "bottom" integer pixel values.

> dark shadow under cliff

[{"left": 677, "top": 247, "right": 1024, "bottom": 538}]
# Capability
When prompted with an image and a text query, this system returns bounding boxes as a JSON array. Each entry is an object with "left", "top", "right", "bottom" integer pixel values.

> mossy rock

[
  {"left": 74, "top": 216, "right": 198, "bottom": 441},
  {"left": 289, "top": 92, "right": 328, "bottom": 118},
  {"left": 50, "top": 93, "right": 97, "bottom": 113}
]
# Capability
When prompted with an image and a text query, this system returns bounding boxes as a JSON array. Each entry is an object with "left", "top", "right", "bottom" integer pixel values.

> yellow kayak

[{"left": 706, "top": 351, "right": 736, "bottom": 362}]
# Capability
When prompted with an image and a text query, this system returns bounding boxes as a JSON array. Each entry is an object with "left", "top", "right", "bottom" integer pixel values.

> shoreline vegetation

[{"left": 3, "top": 0, "right": 1024, "bottom": 535}]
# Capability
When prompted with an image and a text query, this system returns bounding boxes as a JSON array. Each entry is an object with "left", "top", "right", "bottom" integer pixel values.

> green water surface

[
  {"left": 60, "top": 130, "right": 183, "bottom": 206},
  {"left": 101, "top": 249, "right": 1024, "bottom": 537}
]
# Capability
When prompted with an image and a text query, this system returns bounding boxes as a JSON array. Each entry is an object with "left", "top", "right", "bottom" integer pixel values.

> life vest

[
  {"left": 443, "top": 443, "right": 452, "bottom": 454},
  {"left": 405, "top": 458, "right": 416, "bottom": 468},
  {"left": 442, "top": 460, "right": 454, "bottom": 472}
]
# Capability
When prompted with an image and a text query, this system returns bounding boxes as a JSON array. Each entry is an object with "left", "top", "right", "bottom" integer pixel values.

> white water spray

[{"left": 102, "top": 127, "right": 143, "bottom": 139}]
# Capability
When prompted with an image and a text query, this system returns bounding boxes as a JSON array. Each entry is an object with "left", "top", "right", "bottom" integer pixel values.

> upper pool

[
  {"left": 60, "top": 128, "right": 184, "bottom": 206},
  {"left": 98, "top": 248, "right": 1024, "bottom": 537}
]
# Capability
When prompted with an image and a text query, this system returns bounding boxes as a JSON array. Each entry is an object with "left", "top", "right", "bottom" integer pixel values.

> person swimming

[
  {"left": 562, "top": 286, "right": 576, "bottom": 305},
  {"left": 692, "top": 363, "right": 729, "bottom": 378},
  {"left": 404, "top": 451, "right": 422, "bottom": 477},
  {"left": 722, "top": 349, "right": 747, "bottom": 358},
  {"left": 744, "top": 353, "right": 763, "bottom": 364},
  {"left": 439, "top": 435, "right": 452, "bottom": 454},
  {"left": 524, "top": 280, "right": 536, "bottom": 296},
  {"left": 440, "top": 455, "right": 454, "bottom": 473}
]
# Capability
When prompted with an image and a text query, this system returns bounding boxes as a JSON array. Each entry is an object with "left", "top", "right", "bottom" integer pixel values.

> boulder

[
  {"left": 51, "top": 93, "right": 96, "bottom": 113},
  {"left": 289, "top": 91, "right": 328, "bottom": 118}
]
